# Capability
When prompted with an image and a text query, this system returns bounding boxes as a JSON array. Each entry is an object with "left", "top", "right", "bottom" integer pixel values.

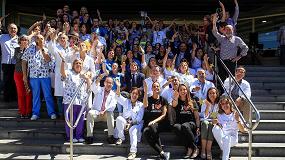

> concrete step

[
  {"left": 252, "top": 96, "right": 285, "bottom": 102},
  {"left": 245, "top": 66, "right": 285, "bottom": 72},
  {"left": 258, "top": 110, "right": 285, "bottom": 120},
  {"left": 0, "top": 139, "right": 284, "bottom": 157},
  {"left": 0, "top": 109, "right": 18, "bottom": 117},
  {"left": 0, "top": 117, "right": 65, "bottom": 128},
  {"left": 251, "top": 83, "right": 285, "bottom": 90},
  {"left": 254, "top": 102, "right": 285, "bottom": 110},
  {"left": 246, "top": 72, "right": 285, "bottom": 77},
  {"left": 252, "top": 89, "right": 285, "bottom": 96},
  {"left": 254, "top": 120, "right": 285, "bottom": 131},
  {"left": 0, "top": 101, "right": 17, "bottom": 109},
  {"left": 1, "top": 125, "right": 285, "bottom": 144},
  {"left": 246, "top": 77, "right": 285, "bottom": 83}
]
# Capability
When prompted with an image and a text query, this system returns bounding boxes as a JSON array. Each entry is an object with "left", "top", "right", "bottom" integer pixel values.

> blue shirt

[
  {"left": 109, "top": 72, "right": 125, "bottom": 91},
  {"left": 0, "top": 34, "right": 19, "bottom": 64}
]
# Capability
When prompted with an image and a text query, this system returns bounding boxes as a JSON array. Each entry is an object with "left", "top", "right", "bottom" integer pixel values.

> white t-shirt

[{"left": 218, "top": 112, "right": 238, "bottom": 137}]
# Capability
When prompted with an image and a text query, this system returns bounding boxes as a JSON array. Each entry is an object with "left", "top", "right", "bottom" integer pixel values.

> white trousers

[
  {"left": 86, "top": 110, "right": 114, "bottom": 137},
  {"left": 115, "top": 116, "right": 143, "bottom": 153},
  {"left": 212, "top": 125, "right": 238, "bottom": 160}
]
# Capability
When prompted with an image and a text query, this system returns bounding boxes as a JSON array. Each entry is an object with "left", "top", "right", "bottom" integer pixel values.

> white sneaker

[
  {"left": 78, "top": 138, "right": 85, "bottom": 143},
  {"left": 127, "top": 152, "right": 136, "bottom": 160},
  {"left": 72, "top": 139, "right": 78, "bottom": 143},
  {"left": 30, "top": 115, "right": 38, "bottom": 121},
  {"left": 50, "top": 114, "right": 57, "bottom": 120}
]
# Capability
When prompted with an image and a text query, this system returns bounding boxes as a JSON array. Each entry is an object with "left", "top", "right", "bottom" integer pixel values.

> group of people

[{"left": 0, "top": 0, "right": 253, "bottom": 159}]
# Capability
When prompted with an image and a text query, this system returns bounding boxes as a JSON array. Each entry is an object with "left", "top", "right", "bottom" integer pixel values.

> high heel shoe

[{"left": 190, "top": 147, "right": 199, "bottom": 159}]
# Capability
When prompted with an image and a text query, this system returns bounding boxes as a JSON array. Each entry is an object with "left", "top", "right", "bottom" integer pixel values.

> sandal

[
  {"left": 207, "top": 154, "right": 212, "bottom": 160},
  {"left": 200, "top": 152, "right": 206, "bottom": 159},
  {"left": 190, "top": 147, "right": 199, "bottom": 159}
]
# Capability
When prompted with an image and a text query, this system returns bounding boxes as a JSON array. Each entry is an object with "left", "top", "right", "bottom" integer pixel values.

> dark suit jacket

[{"left": 124, "top": 71, "right": 145, "bottom": 92}]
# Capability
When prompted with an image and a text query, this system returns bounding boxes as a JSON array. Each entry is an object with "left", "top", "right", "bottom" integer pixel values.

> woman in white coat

[
  {"left": 114, "top": 79, "right": 144, "bottom": 160},
  {"left": 212, "top": 96, "right": 245, "bottom": 160}
]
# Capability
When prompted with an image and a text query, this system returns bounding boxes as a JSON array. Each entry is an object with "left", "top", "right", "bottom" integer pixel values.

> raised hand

[
  {"left": 115, "top": 78, "right": 121, "bottom": 87},
  {"left": 173, "top": 89, "right": 179, "bottom": 100}
]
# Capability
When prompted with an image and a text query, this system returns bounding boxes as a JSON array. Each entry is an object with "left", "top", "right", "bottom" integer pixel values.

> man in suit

[
  {"left": 85, "top": 76, "right": 117, "bottom": 144},
  {"left": 123, "top": 61, "right": 145, "bottom": 93}
]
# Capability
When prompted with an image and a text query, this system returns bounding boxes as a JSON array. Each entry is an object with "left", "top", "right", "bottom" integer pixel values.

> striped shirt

[{"left": 212, "top": 31, "right": 248, "bottom": 60}]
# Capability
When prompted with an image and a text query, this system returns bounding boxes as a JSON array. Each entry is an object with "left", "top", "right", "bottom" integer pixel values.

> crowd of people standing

[{"left": 0, "top": 0, "right": 252, "bottom": 159}]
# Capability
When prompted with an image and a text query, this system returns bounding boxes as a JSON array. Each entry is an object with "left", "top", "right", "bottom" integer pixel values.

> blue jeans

[{"left": 30, "top": 78, "right": 56, "bottom": 117}]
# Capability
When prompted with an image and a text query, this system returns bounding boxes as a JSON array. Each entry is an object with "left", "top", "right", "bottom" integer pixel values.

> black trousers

[
  {"left": 2, "top": 64, "right": 16, "bottom": 102},
  {"left": 143, "top": 123, "right": 163, "bottom": 154},
  {"left": 217, "top": 59, "right": 236, "bottom": 93},
  {"left": 173, "top": 122, "right": 197, "bottom": 149}
]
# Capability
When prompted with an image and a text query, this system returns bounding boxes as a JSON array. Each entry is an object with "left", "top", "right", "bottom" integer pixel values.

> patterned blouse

[
  {"left": 62, "top": 70, "right": 88, "bottom": 105},
  {"left": 21, "top": 44, "right": 51, "bottom": 78}
]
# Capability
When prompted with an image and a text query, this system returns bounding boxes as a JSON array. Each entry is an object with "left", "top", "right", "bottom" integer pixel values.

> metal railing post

[
  {"left": 248, "top": 106, "right": 253, "bottom": 160},
  {"left": 69, "top": 105, "right": 74, "bottom": 160}
]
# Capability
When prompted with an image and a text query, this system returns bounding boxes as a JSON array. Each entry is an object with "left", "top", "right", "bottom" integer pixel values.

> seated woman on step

[{"left": 212, "top": 96, "right": 246, "bottom": 160}]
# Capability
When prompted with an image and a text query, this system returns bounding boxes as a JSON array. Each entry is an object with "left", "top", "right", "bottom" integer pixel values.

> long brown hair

[
  {"left": 178, "top": 83, "right": 194, "bottom": 109},
  {"left": 218, "top": 96, "right": 234, "bottom": 114},
  {"left": 206, "top": 87, "right": 220, "bottom": 104}
]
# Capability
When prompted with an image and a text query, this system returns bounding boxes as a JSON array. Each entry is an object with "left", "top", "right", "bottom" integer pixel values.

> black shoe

[
  {"left": 107, "top": 136, "right": 115, "bottom": 144},
  {"left": 85, "top": 137, "right": 93, "bottom": 144}
]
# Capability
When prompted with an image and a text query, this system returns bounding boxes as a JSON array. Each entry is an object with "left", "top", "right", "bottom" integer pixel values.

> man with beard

[{"left": 212, "top": 14, "right": 248, "bottom": 82}]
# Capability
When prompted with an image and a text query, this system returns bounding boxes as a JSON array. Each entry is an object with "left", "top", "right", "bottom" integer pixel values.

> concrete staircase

[{"left": 0, "top": 65, "right": 285, "bottom": 159}]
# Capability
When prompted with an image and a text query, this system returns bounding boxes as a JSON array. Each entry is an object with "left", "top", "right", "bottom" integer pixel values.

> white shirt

[
  {"left": 200, "top": 102, "right": 219, "bottom": 120},
  {"left": 161, "top": 87, "right": 174, "bottom": 105},
  {"left": 116, "top": 95, "right": 144, "bottom": 124},
  {"left": 218, "top": 112, "right": 238, "bottom": 137},
  {"left": 223, "top": 78, "right": 251, "bottom": 99},
  {"left": 144, "top": 76, "right": 167, "bottom": 96},
  {"left": 91, "top": 82, "right": 117, "bottom": 115},
  {"left": 172, "top": 71, "right": 195, "bottom": 89},
  {"left": 190, "top": 79, "right": 215, "bottom": 100}
]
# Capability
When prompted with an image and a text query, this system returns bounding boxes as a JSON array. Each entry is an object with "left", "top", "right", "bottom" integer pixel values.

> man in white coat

[
  {"left": 223, "top": 66, "right": 251, "bottom": 122},
  {"left": 47, "top": 32, "right": 73, "bottom": 117},
  {"left": 85, "top": 76, "right": 117, "bottom": 144}
]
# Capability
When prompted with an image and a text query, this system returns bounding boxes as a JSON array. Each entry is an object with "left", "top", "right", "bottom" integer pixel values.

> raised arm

[
  {"left": 219, "top": 1, "right": 226, "bottom": 22},
  {"left": 172, "top": 89, "right": 179, "bottom": 108},
  {"left": 203, "top": 54, "right": 213, "bottom": 74},
  {"left": 143, "top": 80, "right": 148, "bottom": 108},
  {"left": 232, "top": 0, "right": 239, "bottom": 25},
  {"left": 191, "top": 43, "right": 197, "bottom": 60},
  {"left": 162, "top": 47, "right": 171, "bottom": 69},
  {"left": 212, "top": 14, "right": 223, "bottom": 42},
  {"left": 97, "top": 9, "right": 103, "bottom": 24},
  {"left": 59, "top": 52, "right": 67, "bottom": 79},
  {"left": 27, "top": 21, "right": 42, "bottom": 35}
]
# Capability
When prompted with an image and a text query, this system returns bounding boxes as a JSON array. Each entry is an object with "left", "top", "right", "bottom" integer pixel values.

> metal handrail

[
  {"left": 213, "top": 54, "right": 261, "bottom": 160},
  {"left": 64, "top": 78, "right": 92, "bottom": 160},
  {"left": 214, "top": 55, "right": 261, "bottom": 130}
]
